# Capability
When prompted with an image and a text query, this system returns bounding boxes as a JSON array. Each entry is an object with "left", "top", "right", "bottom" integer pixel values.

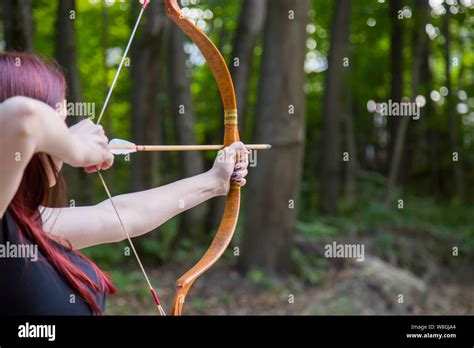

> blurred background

[{"left": 1, "top": 0, "right": 473, "bottom": 314}]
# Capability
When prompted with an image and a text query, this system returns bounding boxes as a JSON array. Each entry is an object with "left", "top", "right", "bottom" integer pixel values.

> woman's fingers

[
  {"left": 228, "top": 141, "right": 246, "bottom": 152},
  {"left": 231, "top": 157, "right": 249, "bottom": 187},
  {"left": 100, "top": 152, "right": 115, "bottom": 171},
  {"left": 69, "top": 119, "right": 115, "bottom": 170},
  {"left": 227, "top": 142, "right": 249, "bottom": 161},
  {"left": 232, "top": 168, "right": 248, "bottom": 180},
  {"left": 233, "top": 178, "right": 246, "bottom": 187},
  {"left": 84, "top": 150, "right": 114, "bottom": 173},
  {"left": 84, "top": 166, "right": 97, "bottom": 174},
  {"left": 235, "top": 160, "right": 249, "bottom": 171},
  {"left": 227, "top": 142, "right": 250, "bottom": 187}
]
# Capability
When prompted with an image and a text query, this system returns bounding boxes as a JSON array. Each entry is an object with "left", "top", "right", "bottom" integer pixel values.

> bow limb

[{"left": 166, "top": 0, "right": 241, "bottom": 315}]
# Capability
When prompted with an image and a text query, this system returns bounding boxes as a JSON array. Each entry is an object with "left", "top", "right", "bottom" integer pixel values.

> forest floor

[
  {"left": 106, "top": 261, "right": 473, "bottom": 315},
  {"left": 106, "top": 227, "right": 474, "bottom": 315}
]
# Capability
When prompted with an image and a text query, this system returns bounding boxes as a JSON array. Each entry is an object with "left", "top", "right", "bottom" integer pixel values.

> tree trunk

[
  {"left": 55, "top": 0, "right": 92, "bottom": 203},
  {"left": 167, "top": 24, "right": 207, "bottom": 239},
  {"left": 385, "top": 0, "right": 428, "bottom": 205},
  {"left": 320, "top": 0, "right": 352, "bottom": 215},
  {"left": 421, "top": 42, "right": 440, "bottom": 195},
  {"left": 229, "top": 0, "right": 267, "bottom": 137},
  {"left": 55, "top": 0, "right": 82, "bottom": 105},
  {"left": 239, "top": 0, "right": 311, "bottom": 275},
  {"left": 207, "top": 0, "right": 267, "bottom": 235},
  {"left": 131, "top": 0, "right": 166, "bottom": 191},
  {"left": 443, "top": 9, "right": 465, "bottom": 201},
  {"left": 344, "top": 79, "right": 358, "bottom": 201},
  {"left": 388, "top": 0, "right": 404, "bottom": 171},
  {"left": 1, "top": 0, "right": 33, "bottom": 51}
]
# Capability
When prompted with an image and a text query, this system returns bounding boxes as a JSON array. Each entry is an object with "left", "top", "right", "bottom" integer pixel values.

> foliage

[
  {"left": 248, "top": 267, "right": 272, "bottom": 288},
  {"left": 292, "top": 249, "right": 328, "bottom": 285},
  {"left": 297, "top": 170, "right": 474, "bottom": 253}
]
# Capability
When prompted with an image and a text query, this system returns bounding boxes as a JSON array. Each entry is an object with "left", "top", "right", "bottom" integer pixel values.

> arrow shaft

[{"left": 109, "top": 144, "right": 271, "bottom": 152}]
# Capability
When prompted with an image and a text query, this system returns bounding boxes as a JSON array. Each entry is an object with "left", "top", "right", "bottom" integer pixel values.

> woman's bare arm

[
  {"left": 0, "top": 97, "right": 80, "bottom": 217},
  {"left": 42, "top": 143, "right": 249, "bottom": 250},
  {"left": 41, "top": 169, "right": 232, "bottom": 250}
]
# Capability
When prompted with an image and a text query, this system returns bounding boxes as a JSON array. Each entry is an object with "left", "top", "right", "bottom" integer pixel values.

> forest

[{"left": 1, "top": 0, "right": 473, "bottom": 315}]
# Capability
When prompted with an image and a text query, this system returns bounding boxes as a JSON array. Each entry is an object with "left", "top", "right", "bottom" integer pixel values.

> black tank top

[{"left": 0, "top": 211, "right": 106, "bottom": 315}]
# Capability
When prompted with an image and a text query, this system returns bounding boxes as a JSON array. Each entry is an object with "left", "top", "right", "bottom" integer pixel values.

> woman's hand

[
  {"left": 69, "top": 119, "right": 114, "bottom": 173},
  {"left": 210, "top": 142, "right": 250, "bottom": 196}
]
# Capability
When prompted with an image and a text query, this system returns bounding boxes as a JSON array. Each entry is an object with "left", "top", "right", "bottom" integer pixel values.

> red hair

[{"left": 0, "top": 52, "right": 116, "bottom": 314}]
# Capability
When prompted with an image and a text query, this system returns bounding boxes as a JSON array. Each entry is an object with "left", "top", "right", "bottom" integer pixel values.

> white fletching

[{"left": 109, "top": 138, "right": 137, "bottom": 155}]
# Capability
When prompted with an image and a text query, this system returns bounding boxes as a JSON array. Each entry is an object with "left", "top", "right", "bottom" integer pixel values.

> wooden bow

[
  {"left": 165, "top": 0, "right": 241, "bottom": 315},
  {"left": 97, "top": 0, "right": 241, "bottom": 316}
]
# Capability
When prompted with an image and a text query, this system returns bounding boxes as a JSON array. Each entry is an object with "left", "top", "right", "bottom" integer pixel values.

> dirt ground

[{"left": 106, "top": 256, "right": 474, "bottom": 315}]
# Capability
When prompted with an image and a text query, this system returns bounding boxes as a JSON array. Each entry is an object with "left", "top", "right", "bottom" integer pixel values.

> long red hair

[{"left": 0, "top": 52, "right": 116, "bottom": 314}]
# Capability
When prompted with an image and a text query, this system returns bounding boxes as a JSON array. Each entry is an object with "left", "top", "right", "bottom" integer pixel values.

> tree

[
  {"left": 55, "top": 0, "right": 91, "bottom": 202},
  {"left": 389, "top": 0, "right": 404, "bottom": 169},
  {"left": 240, "top": 0, "right": 311, "bottom": 274},
  {"left": 207, "top": 0, "right": 267, "bottom": 234},
  {"left": 320, "top": 0, "right": 352, "bottom": 215},
  {"left": 343, "top": 67, "right": 358, "bottom": 202},
  {"left": 229, "top": 0, "right": 267, "bottom": 135},
  {"left": 167, "top": 24, "right": 207, "bottom": 239},
  {"left": 421, "top": 38, "right": 441, "bottom": 194},
  {"left": 1, "top": 0, "right": 33, "bottom": 51},
  {"left": 55, "top": 0, "right": 82, "bottom": 105},
  {"left": 443, "top": 7, "right": 465, "bottom": 201},
  {"left": 130, "top": 0, "right": 166, "bottom": 191},
  {"left": 385, "top": 0, "right": 428, "bottom": 205}
]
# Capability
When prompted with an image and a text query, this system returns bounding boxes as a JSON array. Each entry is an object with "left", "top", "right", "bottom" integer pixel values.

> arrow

[{"left": 109, "top": 139, "right": 272, "bottom": 155}]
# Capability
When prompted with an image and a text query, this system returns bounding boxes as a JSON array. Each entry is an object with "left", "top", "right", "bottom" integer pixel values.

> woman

[{"left": 0, "top": 52, "right": 249, "bottom": 315}]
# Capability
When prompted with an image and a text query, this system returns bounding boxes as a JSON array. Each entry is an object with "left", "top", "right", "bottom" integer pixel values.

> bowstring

[{"left": 94, "top": 1, "right": 166, "bottom": 316}]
